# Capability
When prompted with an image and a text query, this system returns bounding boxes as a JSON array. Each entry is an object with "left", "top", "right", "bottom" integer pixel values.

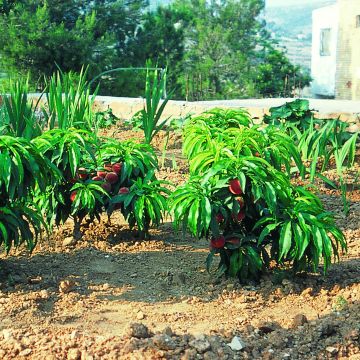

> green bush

[
  {"left": 0, "top": 135, "right": 57, "bottom": 252},
  {"left": 0, "top": 78, "right": 43, "bottom": 139},
  {"left": 170, "top": 108, "right": 347, "bottom": 282},
  {"left": 43, "top": 68, "right": 97, "bottom": 131}
]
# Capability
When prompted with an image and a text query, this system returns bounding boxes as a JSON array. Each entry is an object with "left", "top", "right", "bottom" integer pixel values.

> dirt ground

[{"left": 0, "top": 125, "right": 359, "bottom": 360}]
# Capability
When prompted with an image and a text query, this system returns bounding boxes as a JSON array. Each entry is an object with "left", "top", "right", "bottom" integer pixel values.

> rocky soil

[{"left": 0, "top": 125, "right": 359, "bottom": 359}]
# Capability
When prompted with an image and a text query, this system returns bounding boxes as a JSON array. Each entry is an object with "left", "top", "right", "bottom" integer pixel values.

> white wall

[
  {"left": 335, "top": 0, "right": 360, "bottom": 100},
  {"left": 311, "top": 4, "right": 339, "bottom": 97}
]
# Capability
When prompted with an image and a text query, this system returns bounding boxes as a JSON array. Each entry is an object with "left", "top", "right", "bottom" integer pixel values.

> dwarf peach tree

[
  {"left": 170, "top": 109, "right": 347, "bottom": 282},
  {"left": 33, "top": 128, "right": 106, "bottom": 237},
  {"left": 33, "top": 127, "right": 169, "bottom": 240},
  {"left": 98, "top": 140, "right": 171, "bottom": 239},
  {"left": 0, "top": 136, "right": 57, "bottom": 252}
]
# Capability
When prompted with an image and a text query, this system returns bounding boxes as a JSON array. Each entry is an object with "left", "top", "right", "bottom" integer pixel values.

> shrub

[
  {"left": 99, "top": 139, "right": 170, "bottom": 238},
  {"left": 170, "top": 108, "right": 347, "bottom": 282},
  {"left": 0, "top": 78, "right": 43, "bottom": 139},
  {"left": 43, "top": 68, "right": 97, "bottom": 131},
  {"left": 110, "top": 170, "right": 171, "bottom": 239},
  {"left": 0, "top": 136, "right": 57, "bottom": 252},
  {"left": 264, "top": 99, "right": 359, "bottom": 214},
  {"left": 94, "top": 107, "right": 119, "bottom": 129},
  {"left": 33, "top": 128, "right": 99, "bottom": 232},
  {"left": 33, "top": 127, "right": 169, "bottom": 240},
  {"left": 136, "top": 66, "right": 171, "bottom": 144},
  {"left": 183, "top": 109, "right": 304, "bottom": 177}
]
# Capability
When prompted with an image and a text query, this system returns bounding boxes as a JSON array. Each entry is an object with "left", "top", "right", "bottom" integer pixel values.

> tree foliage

[
  {"left": 168, "top": 0, "right": 310, "bottom": 99},
  {"left": 0, "top": 0, "right": 310, "bottom": 98},
  {"left": 0, "top": 0, "right": 146, "bottom": 87}
]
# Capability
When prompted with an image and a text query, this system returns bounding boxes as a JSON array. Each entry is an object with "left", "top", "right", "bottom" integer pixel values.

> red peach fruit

[
  {"left": 229, "top": 179, "right": 242, "bottom": 195},
  {"left": 105, "top": 172, "right": 119, "bottom": 184}
]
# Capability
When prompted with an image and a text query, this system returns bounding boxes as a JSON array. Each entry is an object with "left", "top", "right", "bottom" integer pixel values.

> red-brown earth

[{"left": 0, "top": 124, "right": 359, "bottom": 359}]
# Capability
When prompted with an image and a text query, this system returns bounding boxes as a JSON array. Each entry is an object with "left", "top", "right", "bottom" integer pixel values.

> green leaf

[
  {"left": 188, "top": 199, "right": 200, "bottom": 237},
  {"left": 205, "top": 250, "right": 215, "bottom": 273},
  {"left": 279, "top": 221, "right": 292, "bottom": 260},
  {"left": 246, "top": 246, "right": 263, "bottom": 270},
  {"left": 229, "top": 251, "right": 240, "bottom": 277},
  {"left": 258, "top": 223, "right": 278, "bottom": 245},
  {"left": 201, "top": 197, "right": 212, "bottom": 233},
  {"left": 312, "top": 226, "right": 323, "bottom": 264}
]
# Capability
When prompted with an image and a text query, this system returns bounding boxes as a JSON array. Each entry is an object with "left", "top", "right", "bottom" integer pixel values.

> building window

[
  {"left": 320, "top": 28, "right": 331, "bottom": 56},
  {"left": 356, "top": 15, "right": 360, "bottom": 28}
]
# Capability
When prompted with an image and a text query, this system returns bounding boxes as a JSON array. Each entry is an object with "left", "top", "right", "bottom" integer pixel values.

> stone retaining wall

[
  {"left": 4, "top": 94, "right": 360, "bottom": 127},
  {"left": 93, "top": 96, "right": 360, "bottom": 125}
]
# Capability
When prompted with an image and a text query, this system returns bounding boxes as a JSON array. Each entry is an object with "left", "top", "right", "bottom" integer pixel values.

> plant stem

[{"left": 161, "top": 130, "right": 170, "bottom": 168}]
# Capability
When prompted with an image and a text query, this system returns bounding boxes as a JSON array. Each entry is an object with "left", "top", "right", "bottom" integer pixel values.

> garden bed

[{"left": 0, "top": 123, "right": 359, "bottom": 360}]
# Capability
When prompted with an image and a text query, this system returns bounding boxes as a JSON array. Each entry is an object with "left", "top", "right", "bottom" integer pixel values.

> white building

[
  {"left": 311, "top": 3, "right": 339, "bottom": 98},
  {"left": 312, "top": 0, "right": 360, "bottom": 100}
]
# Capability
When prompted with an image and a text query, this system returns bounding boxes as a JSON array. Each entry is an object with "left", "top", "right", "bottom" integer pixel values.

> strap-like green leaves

[
  {"left": 175, "top": 105, "right": 348, "bottom": 281},
  {"left": 0, "top": 136, "right": 56, "bottom": 201}
]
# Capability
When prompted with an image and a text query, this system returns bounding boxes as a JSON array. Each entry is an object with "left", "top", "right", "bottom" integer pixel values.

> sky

[
  {"left": 151, "top": 0, "right": 336, "bottom": 10},
  {"left": 266, "top": 0, "right": 335, "bottom": 7}
]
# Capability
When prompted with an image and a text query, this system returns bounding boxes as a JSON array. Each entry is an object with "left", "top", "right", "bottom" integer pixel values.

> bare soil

[{"left": 0, "top": 125, "right": 359, "bottom": 359}]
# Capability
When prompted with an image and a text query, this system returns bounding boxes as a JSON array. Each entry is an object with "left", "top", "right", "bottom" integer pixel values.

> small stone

[
  {"left": 63, "top": 236, "right": 76, "bottom": 247},
  {"left": 81, "top": 351, "right": 94, "bottom": 360},
  {"left": 2, "top": 329, "right": 13, "bottom": 340},
  {"left": 70, "top": 330, "right": 81, "bottom": 340},
  {"left": 19, "top": 349, "right": 32, "bottom": 356},
  {"left": 292, "top": 314, "right": 308, "bottom": 327},
  {"left": 59, "top": 280, "right": 75, "bottom": 294},
  {"left": 128, "top": 323, "right": 150, "bottom": 339},
  {"left": 162, "top": 326, "right": 173, "bottom": 337},
  {"left": 153, "top": 334, "right": 176, "bottom": 350},
  {"left": 257, "top": 322, "right": 277, "bottom": 334},
  {"left": 39, "top": 289, "right": 50, "bottom": 299},
  {"left": 122, "top": 338, "right": 141, "bottom": 353},
  {"left": 182, "top": 348, "right": 198, "bottom": 359},
  {"left": 136, "top": 311, "right": 145, "bottom": 320},
  {"left": 326, "top": 346, "right": 338, "bottom": 355},
  {"left": 227, "top": 336, "right": 246, "bottom": 351},
  {"left": 301, "top": 287, "right": 313, "bottom": 296},
  {"left": 274, "top": 288, "right": 284, "bottom": 296},
  {"left": 245, "top": 325, "right": 255, "bottom": 334},
  {"left": 345, "top": 329, "right": 359, "bottom": 341},
  {"left": 319, "top": 323, "right": 338, "bottom": 337},
  {"left": 263, "top": 350, "right": 274, "bottom": 360},
  {"left": 67, "top": 348, "right": 81, "bottom": 360},
  {"left": 22, "top": 337, "right": 32, "bottom": 346},
  {"left": 102, "top": 283, "right": 110, "bottom": 290},
  {"left": 330, "top": 284, "right": 341, "bottom": 295},
  {"left": 13, "top": 340, "right": 23, "bottom": 353},
  {"left": 189, "top": 336, "right": 211, "bottom": 353},
  {"left": 203, "top": 351, "right": 218, "bottom": 360},
  {"left": 298, "top": 344, "right": 310, "bottom": 354},
  {"left": 28, "top": 276, "right": 42, "bottom": 284},
  {"left": 226, "top": 283, "right": 235, "bottom": 290},
  {"left": 45, "top": 355, "right": 57, "bottom": 360},
  {"left": 320, "top": 289, "right": 329, "bottom": 296}
]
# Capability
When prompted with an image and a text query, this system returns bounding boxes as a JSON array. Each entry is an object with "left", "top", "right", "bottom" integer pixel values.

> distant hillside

[
  {"left": 150, "top": 0, "right": 335, "bottom": 38},
  {"left": 149, "top": 0, "right": 337, "bottom": 70},
  {"left": 265, "top": 0, "right": 336, "bottom": 37},
  {"left": 150, "top": 0, "right": 171, "bottom": 9},
  {"left": 265, "top": 0, "right": 336, "bottom": 70}
]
